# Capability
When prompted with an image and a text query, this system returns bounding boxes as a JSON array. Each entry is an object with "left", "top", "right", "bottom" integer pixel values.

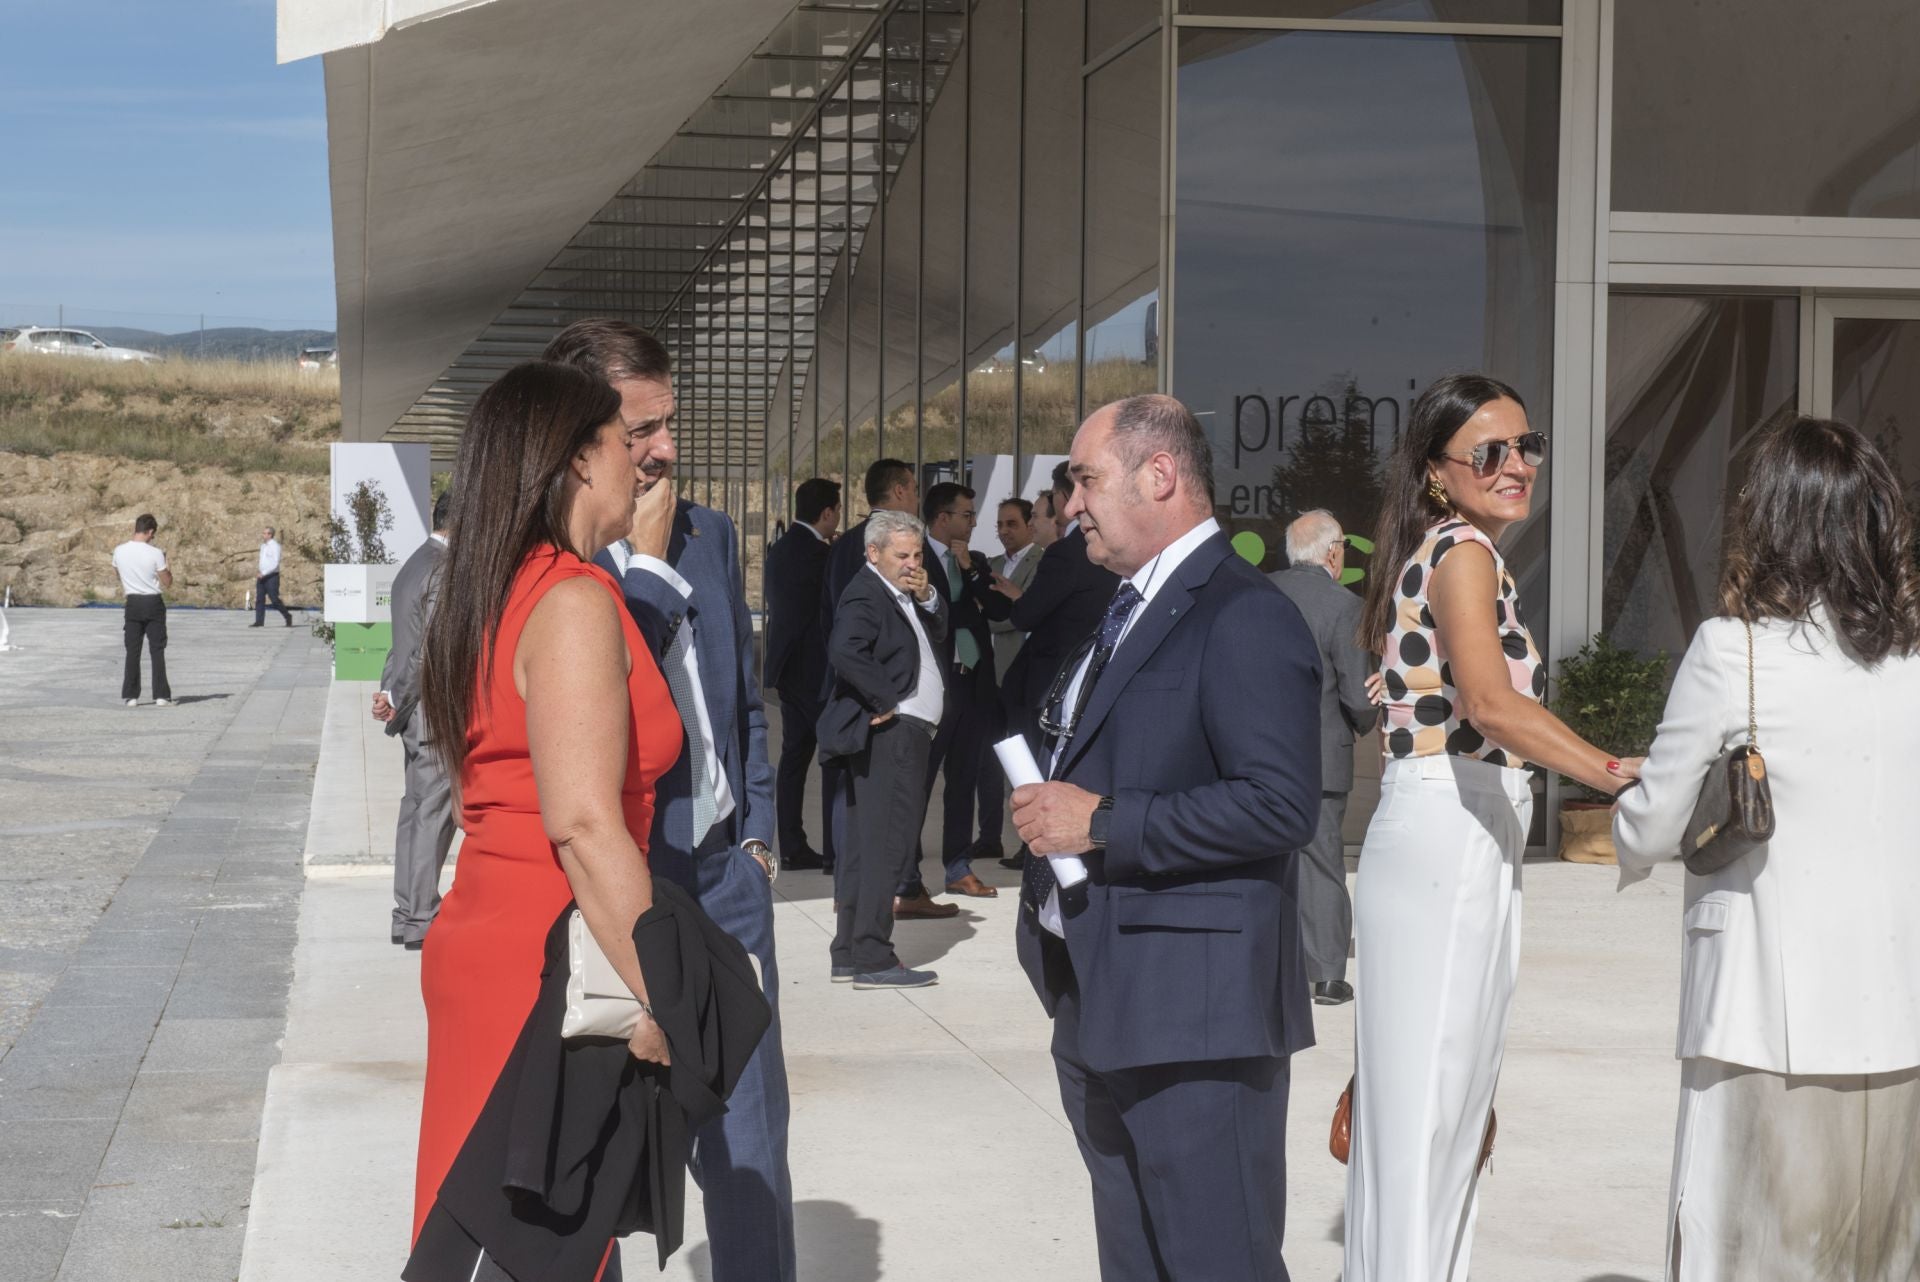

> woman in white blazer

[{"left": 1613, "top": 415, "right": 1920, "bottom": 1282}]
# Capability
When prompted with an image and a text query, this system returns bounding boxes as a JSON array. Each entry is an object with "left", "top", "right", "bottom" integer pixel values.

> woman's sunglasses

[{"left": 1437, "top": 431, "right": 1548, "bottom": 477}]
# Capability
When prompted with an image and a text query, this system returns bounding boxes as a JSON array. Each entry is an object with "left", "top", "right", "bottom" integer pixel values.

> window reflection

[
  {"left": 1831, "top": 317, "right": 1920, "bottom": 534},
  {"left": 1083, "top": 37, "right": 1161, "bottom": 413},
  {"left": 1602, "top": 294, "right": 1798, "bottom": 658},
  {"left": 1172, "top": 27, "right": 1558, "bottom": 628},
  {"left": 1613, "top": 0, "right": 1920, "bottom": 218}
]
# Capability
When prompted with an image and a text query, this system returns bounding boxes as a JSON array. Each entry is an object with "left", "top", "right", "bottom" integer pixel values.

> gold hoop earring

[{"left": 1427, "top": 474, "right": 1449, "bottom": 508}]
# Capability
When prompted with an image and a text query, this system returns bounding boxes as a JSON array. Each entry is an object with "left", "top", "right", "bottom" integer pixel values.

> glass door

[{"left": 1811, "top": 298, "right": 1920, "bottom": 525}]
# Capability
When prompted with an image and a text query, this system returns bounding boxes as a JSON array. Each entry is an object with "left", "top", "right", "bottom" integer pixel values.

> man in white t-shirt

[
  {"left": 111, "top": 514, "right": 174, "bottom": 706},
  {"left": 252, "top": 525, "right": 293, "bottom": 627}
]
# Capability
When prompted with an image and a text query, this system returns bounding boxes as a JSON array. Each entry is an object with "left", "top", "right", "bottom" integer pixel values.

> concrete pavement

[{"left": 240, "top": 678, "right": 1690, "bottom": 1281}]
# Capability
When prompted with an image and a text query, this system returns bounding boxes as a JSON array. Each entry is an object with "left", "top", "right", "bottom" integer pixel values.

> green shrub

[{"left": 1549, "top": 633, "right": 1670, "bottom": 802}]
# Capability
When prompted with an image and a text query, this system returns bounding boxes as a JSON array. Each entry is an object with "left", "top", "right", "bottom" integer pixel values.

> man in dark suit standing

[
  {"left": 762, "top": 477, "right": 841, "bottom": 872},
  {"left": 1270, "top": 509, "right": 1379, "bottom": 1006},
  {"left": 917, "top": 482, "right": 1010, "bottom": 899},
  {"left": 1010, "top": 394, "right": 1321, "bottom": 1282},
  {"left": 547, "top": 320, "right": 794, "bottom": 1282},
  {"left": 821, "top": 458, "right": 959, "bottom": 919},
  {"left": 372, "top": 490, "right": 453, "bottom": 949},
  {"left": 818, "top": 509, "right": 948, "bottom": 989},
  {"left": 991, "top": 461, "right": 1120, "bottom": 870}
]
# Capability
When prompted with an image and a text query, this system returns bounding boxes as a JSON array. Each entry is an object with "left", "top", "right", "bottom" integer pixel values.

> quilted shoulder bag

[{"left": 1682, "top": 618, "right": 1775, "bottom": 875}]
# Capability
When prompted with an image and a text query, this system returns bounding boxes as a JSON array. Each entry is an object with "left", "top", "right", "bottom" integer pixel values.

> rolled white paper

[{"left": 994, "top": 735, "right": 1088, "bottom": 889}]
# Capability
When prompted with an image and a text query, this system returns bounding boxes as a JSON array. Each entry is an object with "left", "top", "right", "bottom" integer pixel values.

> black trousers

[
  {"left": 833, "top": 718, "right": 933, "bottom": 974},
  {"left": 1049, "top": 939, "right": 1293, "bottom": 1282},
  {"left": 254, "top": 571, "right": 292, "bottom": 624},
  {"left": 122, "top": 595, "right": 170, "bottom": 701},
  {"left": 773, "top": 681, "right": 839, "bottom": 865}
]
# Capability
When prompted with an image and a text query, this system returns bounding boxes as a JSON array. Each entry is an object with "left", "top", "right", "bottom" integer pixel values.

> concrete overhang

[{"left": 281, "top": 0, "right": 795, "bottom": 440}]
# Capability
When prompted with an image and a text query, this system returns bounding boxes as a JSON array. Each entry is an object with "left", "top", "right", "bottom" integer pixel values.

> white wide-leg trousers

[{"left": 1344, "top": 754, "right": 1533, "bottom": 1282}]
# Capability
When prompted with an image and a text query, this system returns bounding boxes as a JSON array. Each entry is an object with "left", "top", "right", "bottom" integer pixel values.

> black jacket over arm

[
  {"left": 405, "top": 878, "right": 770, "bottom": 1281},
  {"left": 816, "top": 566, "right": 948, "bottom": 763}
]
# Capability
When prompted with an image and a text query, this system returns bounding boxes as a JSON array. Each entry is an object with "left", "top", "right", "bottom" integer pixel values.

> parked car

[
  {"left": 0, "top": 326, "right": 160, "bottom": 363},
  {"left": 297, "top": 346, "right": 338, "bottom": 371}
]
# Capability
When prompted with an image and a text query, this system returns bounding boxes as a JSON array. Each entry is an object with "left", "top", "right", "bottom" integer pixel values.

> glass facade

[
  {"left": 1612, "top": 0, "right": 1920, "bottom": 218},
  {"left": 1830, "top": 316, "right": 1920, "bottom": 523},
  {"left": 1172, "top": 25, "right": 1559, "bottom": 623}
]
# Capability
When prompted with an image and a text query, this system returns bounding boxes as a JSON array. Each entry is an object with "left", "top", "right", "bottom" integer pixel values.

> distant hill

[{"left": 84, "top": 327, "right": 337, "bottom": 362}]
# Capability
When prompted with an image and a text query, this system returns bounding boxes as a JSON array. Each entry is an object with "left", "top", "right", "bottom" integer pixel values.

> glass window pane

[
  {"left": 1177, "top": 1, "right": 1561, "bottom": 22},
  {"left": 964, "top": 0, "right": 1022, "bottom": 469},
  {"left": 1172, "top": 26, "right": 1558, "bottom": 632},
  {"left": 1831, "top": 316, "right": 1920, "bottom": 531},
  {"left": 1090, "top": 0, "right": 1159, "bottom": 63},
  {"left": 1018, "top": 0, "right": 1084, "bottom": 475},
  {"left": 1613, "top": 0, "right": 1920, "bottom": 218},
  {"left": 1083, "top": 36, "right": 1162, "bottom": 411},
  {"left": 920, "top": 20, "right": 969, "bottom": 482},
  {"left": 1602, "top": 294, "right": 1798, "bottom": 657}
]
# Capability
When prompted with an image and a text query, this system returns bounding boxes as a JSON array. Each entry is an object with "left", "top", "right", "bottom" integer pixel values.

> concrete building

[{"left": 283, "top": 0, "right": 1920, "bottom": 832}]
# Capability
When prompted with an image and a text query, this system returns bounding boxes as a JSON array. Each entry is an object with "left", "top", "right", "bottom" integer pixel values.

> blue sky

[{"left": 0, "top": 0, "right": 335, "bottom": 333}]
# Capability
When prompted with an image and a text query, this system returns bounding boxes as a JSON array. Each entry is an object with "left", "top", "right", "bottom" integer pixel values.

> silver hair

[
  {"left": 865, "top": 508, "right": 926, "bottom": 550},
  {"left": 1285, "top": 509, "right": 1342, "bottom": 566}
]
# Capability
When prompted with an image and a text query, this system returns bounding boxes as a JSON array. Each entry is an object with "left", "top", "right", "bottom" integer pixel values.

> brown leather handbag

[
  {"left": 1330, "top": 1076, "right": 1496, "bottom": 1172},
  {"left": 1682, "top": 619, "right": 1774, "bottom": 876}
]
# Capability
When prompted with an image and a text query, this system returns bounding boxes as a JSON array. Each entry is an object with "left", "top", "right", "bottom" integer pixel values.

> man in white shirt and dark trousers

[
  {"left": 252, "top": 526, "right": 294, "bottom": 627},
  {"left": 112, "top": 514, "right": 174, "bottom": 707},
  {"left": 818, "top": 510, "right": 948, "bottom": 989}
]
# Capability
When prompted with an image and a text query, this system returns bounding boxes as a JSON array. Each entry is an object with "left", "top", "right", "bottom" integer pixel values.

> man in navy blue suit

[
  {"left": 1010, "top": 394, "right": 1321, "bottom": 1282},
  {"left": 547, "top": 321, "right": 794, "bottom": 1282}
]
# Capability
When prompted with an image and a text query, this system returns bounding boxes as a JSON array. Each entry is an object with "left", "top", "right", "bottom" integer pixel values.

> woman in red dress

[{"left": 413, "top": 361, "right": 681, "bottom": 1279}]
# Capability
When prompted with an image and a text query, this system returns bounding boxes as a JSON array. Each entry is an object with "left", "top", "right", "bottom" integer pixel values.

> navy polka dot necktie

[{"left": 1022, "top": 581, "right": 1145, "bottom": 911}]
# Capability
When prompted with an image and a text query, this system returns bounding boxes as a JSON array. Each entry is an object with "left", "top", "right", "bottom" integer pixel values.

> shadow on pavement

[
  {"left": 169, "top": 693, "right": 232, "bottom": 705},
  {"left": 680, "top": 1199, "right": 882, "bottom": 1282}
]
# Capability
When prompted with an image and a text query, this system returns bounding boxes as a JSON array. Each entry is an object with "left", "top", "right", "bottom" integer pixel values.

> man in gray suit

[
  {"left": 1270, "top": 509, "right": 1378, "bottom": 1005},
  {"left": 372, "top": 489, "right": 453, "bottom": 950}
]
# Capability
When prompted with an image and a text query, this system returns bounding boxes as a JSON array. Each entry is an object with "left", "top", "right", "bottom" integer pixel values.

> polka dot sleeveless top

[{"left": 1380, "top": 519, "right": 1546, "bottom": 768}]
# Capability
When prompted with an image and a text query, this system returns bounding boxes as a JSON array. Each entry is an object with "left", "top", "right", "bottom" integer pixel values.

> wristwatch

[
  {"left": 1087, "top": 795, "right": 1116, "bottom": 849},
  {"left": 742, "top": 839, "right": 776, "bottom": 884}
]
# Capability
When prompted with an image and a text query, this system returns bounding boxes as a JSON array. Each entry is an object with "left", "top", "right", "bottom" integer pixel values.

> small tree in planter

[{"left": 1548, "top": 633, "right": 1669, "bottom": 863}]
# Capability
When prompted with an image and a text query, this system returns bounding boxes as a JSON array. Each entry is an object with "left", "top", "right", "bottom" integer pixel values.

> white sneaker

[
  {"left": 125, "top": 699, "right": 139, "bottom": 707},
  {"left": 154, "top": 698, "right": 175, "bottom": 707}
]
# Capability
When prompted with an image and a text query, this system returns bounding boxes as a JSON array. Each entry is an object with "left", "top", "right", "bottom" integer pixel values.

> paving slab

[
  {"left": 0, "top": 608, "right": 330, "bottom": 1282},
  {"left": 241, "top": 691, "right": 1691, "bottom": 1282}
]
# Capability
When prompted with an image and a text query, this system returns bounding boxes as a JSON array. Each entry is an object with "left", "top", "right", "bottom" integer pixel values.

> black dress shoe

[
  {"left": 969, "top": 838, "right": 1006, "bottom": 864},
  {"left": 1312, "top": 980, "right": 1354, "bottom": 1006},
  {"left": 404, "top": 939, "right": 425, "bottom": 952},
  {"left": 819, "top": 860, "right": 835, "bottom": 876},
  {"left": 248, "top": 622, "right": 264, "bottom": 628},
  {"left": 780, "top": 848, "right": 826, "bottom": 872},
  {"left": 998, "top": 845, "right": 1029, "bottom": 871}
]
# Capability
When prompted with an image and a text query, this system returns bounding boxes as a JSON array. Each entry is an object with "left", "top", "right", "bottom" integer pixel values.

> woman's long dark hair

[
  {"left": 1719, "top": 415, "right": 1920, "bottom": 664},
  {"left": 1358, "top": 373, "right": 1525, "bottom": 653},
  {"left": 422, "top": 361, "right": 622, "bottom": 775}
]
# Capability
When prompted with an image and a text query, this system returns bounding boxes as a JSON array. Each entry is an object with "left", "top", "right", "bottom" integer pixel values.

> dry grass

[
  {"left": 0, "top": 351, "right": 339, "bottom": 408},
  {"left": 0, "top": 352, "right": 338, "bottom": 475}
]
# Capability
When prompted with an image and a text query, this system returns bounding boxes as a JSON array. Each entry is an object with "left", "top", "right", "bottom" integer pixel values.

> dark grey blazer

[
  {"left": 379, "top": 536, "right": 444, "bottom": 738},
  {"left": 1269, "top": 564, "right": 1378, "bottom": 793}
]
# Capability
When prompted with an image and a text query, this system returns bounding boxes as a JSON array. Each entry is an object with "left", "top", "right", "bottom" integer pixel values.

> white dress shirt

[
  {"left": 112, "top": 541, "right": 168, "bottom": 596},
  {"left": 258, "top": 538, "right": 283, "bottom": 577},
  {"left": 1000, "top": 543, "right": 1033, "bottom": 579},
  {"left": 604, "top": 540, "right": 735, "bottom": 838},
  {"left": 868, "top": 562, "right": 944, "bottom": 725},
  {"left": 1040, "top": 517, "right": 1221, "bottom": 936},
  {"left": 803, "top": 520, "right": 831, "bottom": 544}
]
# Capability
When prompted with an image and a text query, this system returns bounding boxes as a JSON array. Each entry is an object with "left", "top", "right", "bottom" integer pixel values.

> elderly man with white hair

[
  {"left": 816, "top": 508, "right": 950, "bottom": 989},
  {"left": 1271, "top": 509, "right": 1380, "bottom": 1005}
]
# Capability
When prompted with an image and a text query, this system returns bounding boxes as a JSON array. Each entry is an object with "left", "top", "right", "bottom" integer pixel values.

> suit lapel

[{"left": 1060, "top": 534, "right": 1231, "bottom": 777}]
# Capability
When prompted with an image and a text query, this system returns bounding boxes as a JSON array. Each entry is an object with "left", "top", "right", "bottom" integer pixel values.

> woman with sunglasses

[{"left": 1344, "top": 373, "right": 1632, "bottom": 1282}]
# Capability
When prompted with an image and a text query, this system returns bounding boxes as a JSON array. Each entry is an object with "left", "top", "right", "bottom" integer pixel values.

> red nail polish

[{"left": 1606, "top": 760, "right": 1620, "bottom": 770}]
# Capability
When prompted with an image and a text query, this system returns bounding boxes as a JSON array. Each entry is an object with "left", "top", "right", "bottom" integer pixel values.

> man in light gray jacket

[
  {"left": 1270, "top": 509, "right": 1378, "bottom": 1005},
  {"left": 372, "top": 489, "right": 453, "bottom": 949}
]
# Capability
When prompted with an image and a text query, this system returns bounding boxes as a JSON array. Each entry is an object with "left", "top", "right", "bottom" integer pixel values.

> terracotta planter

[{"left": 1558, "top": 801, "right": 1616, "bottom": 865}]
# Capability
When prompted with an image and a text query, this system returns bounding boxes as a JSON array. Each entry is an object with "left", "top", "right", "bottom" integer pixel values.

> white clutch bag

[{"left": 561, "top": 909, "right": 648, "bottom": 1040}]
